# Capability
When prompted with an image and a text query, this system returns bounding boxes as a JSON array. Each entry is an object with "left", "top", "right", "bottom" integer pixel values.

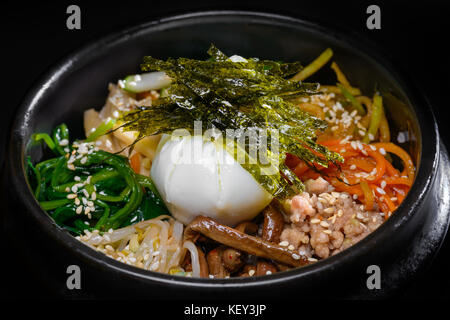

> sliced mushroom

[
  {"left": 256, "top": 260, "right": 278, "bottom": 276},
  {"left": 206, "top": 248, "right": 229, "bottom": 278},
  {"left": 185, "top": 216, "right": 309, "bottom": 267},
  {"left": 221, "top": 248, "right": 244, "bottom": 272},
  {"left": 235, "top": 221, "right": 258, "bottom": 235},
  {"left": 274, "top": 262, "right": 292, "bottom": 272},
  {"left": 181, "top": 252, "right": 192, "bottom": 272},
  {"left": 262, "top": 203, "right": 285, "bottom": 243},
  {"left": 238, "top": 265, "right": 257, "bottom": 277},
  {"left": 197, "top": 246, "right": 209, "bottom": 278}
]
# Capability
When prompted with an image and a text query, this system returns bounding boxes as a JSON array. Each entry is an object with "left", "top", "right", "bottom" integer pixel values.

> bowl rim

[{"left": 8, "top": 10, "right": 440, "bottom": 289}]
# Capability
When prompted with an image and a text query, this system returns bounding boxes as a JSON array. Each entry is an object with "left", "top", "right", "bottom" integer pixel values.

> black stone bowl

[{"left": 5, "top": 11, "right": 450, "bottom": 299}]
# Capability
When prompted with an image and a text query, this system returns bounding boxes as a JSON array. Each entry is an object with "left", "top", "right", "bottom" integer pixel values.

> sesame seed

[
  {"left": 308, "top": 257, "right": 318, "bottom": 262},
  {"left": 380, "top": 180, "right": 387, "bottom": 189},
  {"left": 279, "top": 241, "right": 289, "bottom": 247},
  {"left": 357, "top": 141, "right": 363, "bottom": 150},
  {"left": 74, "top": 176, "right": 81, "bottom": 181},
  {"left": 67, "top": 193, "right": 77, "bottom": 199},
  {"left": 74, "top": 198, "right": 80, "bottom": 206},
  {"left": 71, "top": 185, "right": 78, "bottom": 193},
  {"left": 76, "top": 206, "right": 83, "bottom": 214},
  {"left": 323, "top": 230, "right": 332, "bottom": 234},
  {"left": 67, "top": 164, "right": 75, "bottom": 171},
  {"left": 80, "top": 157, "right": 87, "bottom": 164},
  {"left": 292, "top": 254, "right": 300, "bottom": 260},
  {"left": 91, "top": 192, "right": 97, "bottom": 200},
  {"left": 65, "top": 187, "right": 70, "bottom": 192},
  {"left": 337, "top": 209, "right": 344, "bottom": 217},
  {"left": 331, "top": 192, "right": 340, "bottom": 198},
  {"left": 288, "top": 245, "right": 295, "bottom": 251},
  {"left": 59, "top": 139, "right": 69, "bottom": 146},
  {"left": 249, "top": 269, "right": 255, "bottom": 276},
  {"left": 368, "top": 133, "right": 375, "bottom": 141},
  {"left": 320, "top": 221, "right": 330, "bottom": 227},
  {"left": 350, "top": 164, "right": 356, "bottom": 170},
  {"left": 310, "top": 218, "right": 321, "bottom": 224},
  {"left": 376, "top": 187, "right": 386, "bottom": 195},
  {"left": 379, "top": 148, "right": 386, "bottom": 155}
]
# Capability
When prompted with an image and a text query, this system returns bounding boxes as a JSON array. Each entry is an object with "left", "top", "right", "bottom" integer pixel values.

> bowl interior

[{"left": 15, "top": 12, "right": 431, "bottom": 286}]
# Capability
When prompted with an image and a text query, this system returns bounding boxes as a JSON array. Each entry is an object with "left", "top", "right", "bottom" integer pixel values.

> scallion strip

[
  {"left": 291, "top": 48, "right": 333, "bottom": 81},
  {"left": 363, "top": 93, "right": 383, "bottom": 143},
  {"left": 86, "top": 118, "right": 116, "bottom": 142},
  {"left": 337, "top": 83, "right": 366, "bottom": 116}
]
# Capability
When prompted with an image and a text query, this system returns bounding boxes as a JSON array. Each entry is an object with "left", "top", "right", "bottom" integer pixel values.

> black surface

[{"left": 1, "top": 0, "right": 450, "bottom": 300}]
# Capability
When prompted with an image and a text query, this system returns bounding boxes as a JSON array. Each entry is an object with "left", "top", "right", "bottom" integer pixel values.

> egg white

[{"left": 150, "top": 135, "right": 273, "bottom": 226}]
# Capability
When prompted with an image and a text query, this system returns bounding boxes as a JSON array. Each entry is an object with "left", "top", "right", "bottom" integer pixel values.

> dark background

[{"left": 1, "top": 0, "right": 449, "bottom": 299}]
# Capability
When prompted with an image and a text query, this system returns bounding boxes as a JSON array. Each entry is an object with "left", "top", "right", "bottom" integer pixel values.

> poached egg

[{"left": 150, "top": 134, "right": 272, "bottom": 226}]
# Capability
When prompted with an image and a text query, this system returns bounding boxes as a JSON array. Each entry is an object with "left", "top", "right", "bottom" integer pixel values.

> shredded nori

[{"left": 119, "top": 44, "right": 343, "bottom": 199}]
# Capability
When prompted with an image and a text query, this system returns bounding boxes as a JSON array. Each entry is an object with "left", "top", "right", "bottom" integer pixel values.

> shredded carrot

[
  {"left": 384, "top": 177, "right": 412, "bottom": 187},
  {"left": 360, "top": 181, "right": 374, "bottom": 211},
  {"left": 290, "top": 139, "right": 414, "bottom": 218},
  {"left": 346, "top": 157, "right": 375, "bottom": 172},
  {"left": 384, "top": 159, "right": 400, "bottom": 177},
  {"left": 365, "top": 147, "right": 386, "bottom": 182},
  {"left": 130, "top": 153, "right": 141, "bottom": 174},
  {"left": 285, "top": 153, "right": 301, "bottom": 168},
  {"left": 372, "top": 142, "right": 415, "bottom": 182},
  {"left": 293, "top": 161, "right": 310, "bottom": 177},
  {"left": 383, "top": 195, "right": 396, "bottom": 216}
]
